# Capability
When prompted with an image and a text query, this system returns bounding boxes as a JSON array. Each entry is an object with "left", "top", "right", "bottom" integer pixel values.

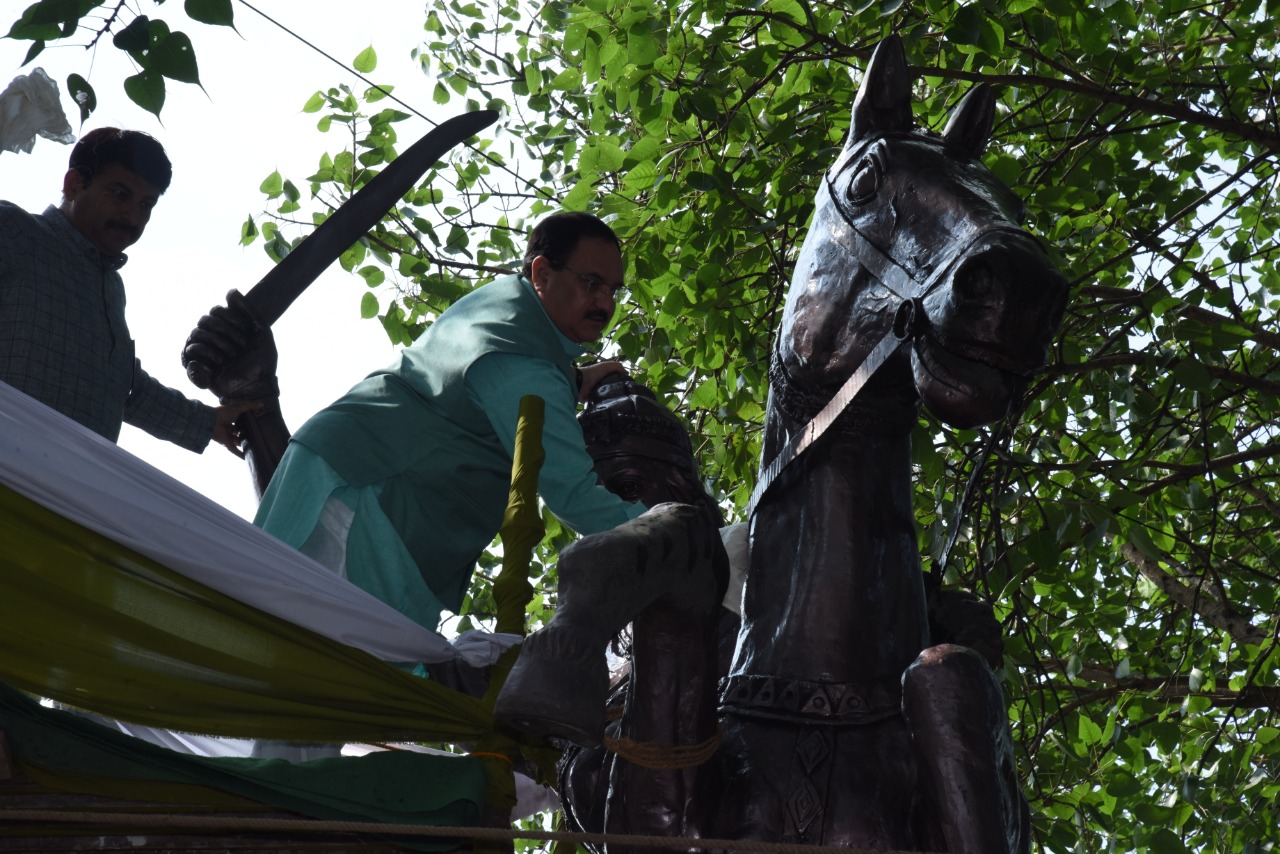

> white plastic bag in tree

[{"left": 0, "top": 67, "right": 75, "bottom": 155}]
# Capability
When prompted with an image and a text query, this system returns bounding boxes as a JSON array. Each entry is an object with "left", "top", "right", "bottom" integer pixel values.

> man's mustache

[{"left": 106, "top": 220, "right": 141, "bottom": 240}]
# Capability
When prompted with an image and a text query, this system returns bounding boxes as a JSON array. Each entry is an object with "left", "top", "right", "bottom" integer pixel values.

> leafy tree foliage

[
  {"left": 5, "top": 0, "right": 234, "bottom": 119},
  {"left": 10, "top": 0, "right": 1280, "bottom": 851}
]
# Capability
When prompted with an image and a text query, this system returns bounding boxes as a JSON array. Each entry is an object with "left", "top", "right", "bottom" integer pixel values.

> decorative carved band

[{"left": 718, "top": 674, "right": 902, "bottom": 725}]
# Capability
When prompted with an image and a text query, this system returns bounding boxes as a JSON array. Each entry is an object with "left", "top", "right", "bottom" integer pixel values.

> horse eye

[{"left": 845, "top": 159, "right": 880, "bottom": 205}]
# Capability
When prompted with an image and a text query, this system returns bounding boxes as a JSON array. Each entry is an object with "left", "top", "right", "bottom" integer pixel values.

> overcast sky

[{"left": 1, "top": 2, "right": 456, "bottom": 519}]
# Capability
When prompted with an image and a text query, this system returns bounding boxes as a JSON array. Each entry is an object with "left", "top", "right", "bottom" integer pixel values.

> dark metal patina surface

[{"left": 497, "top": 34, "right": 1068, "bottom": 854}]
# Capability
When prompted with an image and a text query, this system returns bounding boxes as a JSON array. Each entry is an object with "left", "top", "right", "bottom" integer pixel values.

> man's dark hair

[
  {"left": 520, "top": 211, "right": 620, "bottom": 280},
  {"left": 68, "top": 128, "right": 173, "bottom": 193}
]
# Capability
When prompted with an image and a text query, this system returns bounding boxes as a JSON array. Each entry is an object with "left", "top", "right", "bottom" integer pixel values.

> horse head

[
  {"left": 580, "top": 372, "right": 723, "bottom": 522},
  {"left": 774, "top": 35, "right": 1068, "bottom": 432}
]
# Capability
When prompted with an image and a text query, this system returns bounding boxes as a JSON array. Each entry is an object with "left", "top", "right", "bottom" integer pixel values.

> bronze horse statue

[{"left": 496, "top": 35, "right": 1068, "bottom": 852}]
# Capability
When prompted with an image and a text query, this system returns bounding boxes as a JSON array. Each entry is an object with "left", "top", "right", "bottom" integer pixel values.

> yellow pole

[
  {"left": 492, "top": 395, "right": 546, "bottom": 636},
  {"left": 477, "top": 395, "right": 549, "bottom": 849}
]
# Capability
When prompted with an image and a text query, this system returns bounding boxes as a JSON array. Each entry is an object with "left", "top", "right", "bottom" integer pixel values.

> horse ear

[
  {"left": 848, "top": 35, "right": 913, "bottom": 145},
  {"left": 942, "top": 84, "right": 996, "bottom": 157}
]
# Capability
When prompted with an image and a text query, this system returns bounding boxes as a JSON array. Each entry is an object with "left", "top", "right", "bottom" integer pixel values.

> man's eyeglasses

[{"left": 560, "top": 264, "right": 628, "bottom": 301}]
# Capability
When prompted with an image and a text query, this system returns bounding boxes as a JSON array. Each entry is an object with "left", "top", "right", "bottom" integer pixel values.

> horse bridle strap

[
  {"left": 748, "top": 150, "right": 1023, "bottom": 517},
  {"left": 747, "top": 309, "right": 910, "bottom": 517}
]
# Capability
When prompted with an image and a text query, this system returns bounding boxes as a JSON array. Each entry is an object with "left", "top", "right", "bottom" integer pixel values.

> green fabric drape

[
  {"left": 0, "top": 684, "right": 482, "bottom": 848},
  {"left": 0, "top": 482, "right": 490, "bottom": 745}
]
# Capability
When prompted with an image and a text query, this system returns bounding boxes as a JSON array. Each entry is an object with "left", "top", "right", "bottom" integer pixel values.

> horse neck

[{"left": 730, "top": 413, "right": 930, "bottom": 689}]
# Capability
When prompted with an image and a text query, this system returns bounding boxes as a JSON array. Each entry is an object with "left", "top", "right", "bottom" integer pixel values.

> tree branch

[
  {"left": 1115, "top": 538, "right": 1270, "bottom": 645},
  {"left": 1031, "top": 660, "right": 1280, "bottom": 708},
  {"left": 1077, "top": 285, "right": 1143, "bottom": 305},
  {"left": 363, "top": 230, "right": 512, "bottom": 278},
  {"left": 1179, "top": 305, "right": 1280, "bottom": 351},
  {"left": 1203, "top": 365, "right": 1280, "bottom": 397},
  {"left": 911, "top": 47, "right": 1280, "bottom": 151},
  {"left": 1134, "top": 442, "right": 1280, "bottom": 496},
  {"left": 1242, "top": 483, "right": 1280, "bottom": 517},
  {"left": 1046, "top": 351, "right": 1280, "bottom": 399}
]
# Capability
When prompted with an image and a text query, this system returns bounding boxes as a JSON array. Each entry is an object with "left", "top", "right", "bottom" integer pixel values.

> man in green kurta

[{"left": 253, "top": 212, "right": 646, "bottom": 633}]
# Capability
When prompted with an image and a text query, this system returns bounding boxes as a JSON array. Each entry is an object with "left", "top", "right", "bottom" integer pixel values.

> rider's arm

[{"left": 466, "top": 352, "right": 645, "bottom": 534}]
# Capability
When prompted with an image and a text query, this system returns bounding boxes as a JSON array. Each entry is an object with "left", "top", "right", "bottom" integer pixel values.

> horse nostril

[{"left": 954, "top": 257, "right": 998, "bottom": 303}]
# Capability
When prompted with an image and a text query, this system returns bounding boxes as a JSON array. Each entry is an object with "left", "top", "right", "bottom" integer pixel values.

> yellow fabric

[
  {"left": 0, "top": 393, "right": 563, "bottom": 826},
  {"left": 0, "top": 482, "right": 492, "bottom": 744},
  {"left": 494, "top": 394, "right": 547, "bottom": 637}
]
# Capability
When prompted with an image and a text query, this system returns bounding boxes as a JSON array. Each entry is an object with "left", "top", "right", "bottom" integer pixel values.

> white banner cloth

[{"left": 0, "top": 380, "right": 519, "bottom": 665}]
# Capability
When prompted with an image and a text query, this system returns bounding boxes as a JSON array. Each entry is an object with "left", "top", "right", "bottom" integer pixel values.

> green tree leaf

[
  {"left": 353, "top": 45, "right": 377, "bottom": 73},
  {"left": 21, "top": 38, "right": 45, "bottom": 64},
  {"left": 66, "top": 73, "right": 95, "bottom": 124},
  {"left": 239, "top": 214, "right": 258, "bottom": 246},
  {"left": 183, "top": 0, "right": 234, "bottom": 27},
  {"left": 149, "top": 30, "right": 201, "bottom": 84},
  {"left": 258, "top": 170, "right": 283, "bottom": 197},
  {"left": 122, "top": 69, "right": 165, "bottom": 117},
  {"left": 112, "top": 15, "right": 151, "bottom": 52},
  {"left": 947, "top": 5, "right": 983, "bottom": 46}
]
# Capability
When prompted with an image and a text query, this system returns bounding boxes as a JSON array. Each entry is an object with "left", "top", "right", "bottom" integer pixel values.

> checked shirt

[{"left": 0, "top": 202, "right": 214, "bottom": 449}]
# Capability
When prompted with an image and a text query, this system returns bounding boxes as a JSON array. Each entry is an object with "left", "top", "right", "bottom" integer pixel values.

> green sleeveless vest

[{"left": 292, "top": 275, "right": 580, "bottom": 613}]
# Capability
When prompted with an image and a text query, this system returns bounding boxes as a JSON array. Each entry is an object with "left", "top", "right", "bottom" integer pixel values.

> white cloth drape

[
  {"left": 0, "top": 68, "right": 74, "bottom": 154},
  {"left": 0, "top": 379, "right": 519, "bottom": 665}
]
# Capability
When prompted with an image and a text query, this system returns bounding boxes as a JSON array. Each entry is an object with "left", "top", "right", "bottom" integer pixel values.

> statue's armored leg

[
  {"left": 902, "top": 643, "right": 1030, "bottom": 854},
  {"left": 494, "top": 502, "right": 724, "bottom": 745}
]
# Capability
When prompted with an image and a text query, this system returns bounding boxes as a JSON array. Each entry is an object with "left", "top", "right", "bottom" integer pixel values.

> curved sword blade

[
  {"left": 186, "top": 108, "right": 498, "bottom": 389},
  {"left": 247, "top": 108, "right": 500, "bottom": 326}
]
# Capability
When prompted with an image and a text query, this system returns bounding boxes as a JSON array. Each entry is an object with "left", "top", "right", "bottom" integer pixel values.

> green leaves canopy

[{"left": 7, "top": 0, "right": 233, "bottom": 118}]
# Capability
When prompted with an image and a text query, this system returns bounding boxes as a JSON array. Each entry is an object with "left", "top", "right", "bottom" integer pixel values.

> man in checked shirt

[{"left": 0, "top": 128, "right": 259, "bottom": 454}]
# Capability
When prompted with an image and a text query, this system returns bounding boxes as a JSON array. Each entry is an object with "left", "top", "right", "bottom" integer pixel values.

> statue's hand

[
  {"left": 183, "top": 289, "right": 280, "bottom": 402},
  {"left": 927, "top": 588, "right": 1005, "bottom": 671},
  {"left": 577, "top": 361, "right": 628, "bottom": 403}
]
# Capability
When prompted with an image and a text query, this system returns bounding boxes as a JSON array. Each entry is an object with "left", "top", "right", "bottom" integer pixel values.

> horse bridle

[{"left": 747, "top": 135, "right": 1029, "bottom": 517}]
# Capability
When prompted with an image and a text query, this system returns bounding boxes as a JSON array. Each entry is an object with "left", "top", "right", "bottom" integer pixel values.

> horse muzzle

[
  {"left": 912, "top": 231, "right": 1068, "bottom": 427},
  {"left": 920, "top": 231, "right": 1067, "bottom": 375}
]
